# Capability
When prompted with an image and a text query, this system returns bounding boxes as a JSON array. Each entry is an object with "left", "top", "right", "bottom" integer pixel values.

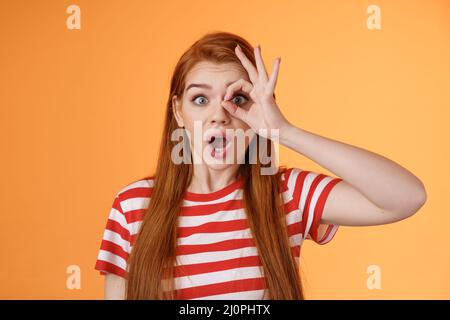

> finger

[
  {"left": 254, "top": 45, "right": 268, "bottom": 82},
  {"left": 267, "top": 57, "right": 281, "bottom": 93},
  {"left": 223, "top": 78, "right": 253, "bottom": 101},
  {"left": 235, "top": 44, "right": 258, "bottom": 83},
  {"left": 221, "top": 100, "right": 249, "bottom": 123}
]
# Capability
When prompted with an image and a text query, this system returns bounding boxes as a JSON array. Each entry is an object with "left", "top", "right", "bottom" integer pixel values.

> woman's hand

[{"left": 221, "top": 44, "right": 291, "bottom": 141}]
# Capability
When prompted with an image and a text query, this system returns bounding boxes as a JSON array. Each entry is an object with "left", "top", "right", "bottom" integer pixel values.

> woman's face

[{"left": 172, "top": 61, "right": 255, "bottom": 171}]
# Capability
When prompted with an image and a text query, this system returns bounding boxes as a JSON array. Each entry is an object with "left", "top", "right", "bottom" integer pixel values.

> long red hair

[{"left": 125, "top": 31, "right": 304, "bottom": 299}]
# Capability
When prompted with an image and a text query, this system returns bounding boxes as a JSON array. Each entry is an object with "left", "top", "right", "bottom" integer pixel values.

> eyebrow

[{"left": 185, "top": 81, "right": 236, "bottom": 93}]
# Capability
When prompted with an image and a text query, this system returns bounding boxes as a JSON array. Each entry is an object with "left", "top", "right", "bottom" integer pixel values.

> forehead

[{"left": 185, "top": 61, "right": 249, "bottom": 88}]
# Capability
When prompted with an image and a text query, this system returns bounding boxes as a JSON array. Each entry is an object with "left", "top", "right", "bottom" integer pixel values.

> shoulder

[
  {"left": 280, "top": 166, "right": 296, "bottom": 181},
  {"left": 279, "top": 167, "right": 302, "bottom": 200},
  {"left": 279, "top": 166, "right": 303, "bottom": 190},
  {"left": 114, "top": 175, "right": 155, "bottom": 213},
  {"left": 280, "top": 167, "right": 339, "bottom": 194}
]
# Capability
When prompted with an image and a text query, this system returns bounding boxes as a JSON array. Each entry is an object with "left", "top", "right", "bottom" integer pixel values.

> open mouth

[{"left": 205, "top": 131, "right": 231, "bottom": 159}]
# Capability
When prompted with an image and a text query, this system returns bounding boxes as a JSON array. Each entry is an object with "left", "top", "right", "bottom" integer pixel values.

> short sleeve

[
  {"left": 285, "top": 167, "right": 343, "bottom": 245},
  {"left": 94, "top": 192, "right": 131, "bottom": 279}
]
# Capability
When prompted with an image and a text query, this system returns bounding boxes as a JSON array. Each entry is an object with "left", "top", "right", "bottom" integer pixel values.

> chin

[{"left": 205, "top": 163, "right": 236, "bottom": 171}]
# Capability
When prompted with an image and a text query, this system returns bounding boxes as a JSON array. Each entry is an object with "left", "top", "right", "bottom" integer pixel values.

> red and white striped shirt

[{"left": 94, "top": 167, "right": 343, "bottom": 299}]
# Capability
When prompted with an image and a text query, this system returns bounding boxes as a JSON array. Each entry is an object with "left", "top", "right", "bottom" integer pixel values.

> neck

[{"left": 188, "top": 164, "right": 241, "bottom": 194}]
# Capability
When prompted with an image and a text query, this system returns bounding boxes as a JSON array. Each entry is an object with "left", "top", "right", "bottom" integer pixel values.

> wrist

[{"left": 278, "top": 121, "right": 297, "bottom": 146}]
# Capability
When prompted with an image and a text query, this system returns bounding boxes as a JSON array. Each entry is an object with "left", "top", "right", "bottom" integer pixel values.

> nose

[{"left": 210, "top": 99, "right": 231, "bottom": 126}]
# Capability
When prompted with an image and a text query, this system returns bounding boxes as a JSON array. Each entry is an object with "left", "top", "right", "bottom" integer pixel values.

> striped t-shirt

[{"left": 94, "top": 167, "right": 343, "bottom": 299}]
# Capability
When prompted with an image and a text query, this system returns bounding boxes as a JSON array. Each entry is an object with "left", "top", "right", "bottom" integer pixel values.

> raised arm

[
  {"left": 280, "top": 125, "right": 427, "bottom": 226},
  {"left": 220, "top": 43, "right": 427, "bottom": 226}
]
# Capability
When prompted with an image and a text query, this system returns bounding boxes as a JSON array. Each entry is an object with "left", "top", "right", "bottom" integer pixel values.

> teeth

[{"left": 210, "top": 136, "right": 226, "bottom": 149}]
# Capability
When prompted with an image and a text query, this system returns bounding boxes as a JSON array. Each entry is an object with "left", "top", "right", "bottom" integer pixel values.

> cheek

[
  {"left": 228, "top": 121, "right": 253, "bottom": 147},
  {"left": 180, "top": 116, "right": 202, "bottom": 134},
  {"left": 182, "top": 104, "right": 209, "bottom": 124},
  {"left": 231, "top": 117, "right": 251, "bottom": 131}
]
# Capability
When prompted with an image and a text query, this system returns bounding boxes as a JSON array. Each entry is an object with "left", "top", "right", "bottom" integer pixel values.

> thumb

[{"left": 221, "top": 100, "right": 248, "bottom": 123}]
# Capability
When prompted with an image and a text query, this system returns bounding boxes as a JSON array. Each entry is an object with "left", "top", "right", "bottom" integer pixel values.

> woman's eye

[
  {"left": 192, "top": 96, "right": 208, "bottom": 105},
  {"left": 231, "top": 95, "right": 249, "bottom": 105},
  {"left": 190, "top": 94, "right": 248, "bottom": 106}
]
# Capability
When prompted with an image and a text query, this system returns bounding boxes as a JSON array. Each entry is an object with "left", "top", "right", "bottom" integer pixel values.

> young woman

[{"left": 94, "top": 31, "right": 427, "bottom": 300}]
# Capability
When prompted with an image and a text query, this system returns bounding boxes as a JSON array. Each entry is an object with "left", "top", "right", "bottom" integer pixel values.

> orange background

[{"left": 0, "top": 0, "right": 449, "bottom": 299}]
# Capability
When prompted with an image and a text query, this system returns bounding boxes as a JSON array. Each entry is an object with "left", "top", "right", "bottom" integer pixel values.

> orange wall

[{"left": 0, "top": 0, "right": 448, "bottom": 299}]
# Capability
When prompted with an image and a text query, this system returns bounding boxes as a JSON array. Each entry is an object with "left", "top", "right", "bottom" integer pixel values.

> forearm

[{"left": 279, "top": 124, "right": 427, "bottom": 215}]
